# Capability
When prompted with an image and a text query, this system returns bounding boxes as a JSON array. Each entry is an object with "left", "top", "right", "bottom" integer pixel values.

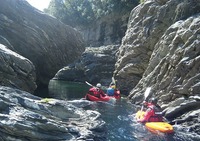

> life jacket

[
  {"left": 147, "top": 105, "right": 163, "bottom": 122},
  {"left": 114, "top": 90, "right": 120, "bottom": 98},
  {"left": 107, "top": 87, "right": 114, "bottom": 96},
  {"left": 88, "top": 87, "right": 105, "bottom": 98}
]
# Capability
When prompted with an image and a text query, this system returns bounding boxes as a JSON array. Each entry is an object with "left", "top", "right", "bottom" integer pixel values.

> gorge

[{"left": 0, "top": 0, "right": 200, "bottom": 140}]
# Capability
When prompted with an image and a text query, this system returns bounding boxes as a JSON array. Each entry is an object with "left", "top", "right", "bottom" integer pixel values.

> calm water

[
  {"left": 48, "top": 80, "right": 200, "bottom": 141},
  {"left": 48, "top": 80, "right": 90, "bottom": 99}
]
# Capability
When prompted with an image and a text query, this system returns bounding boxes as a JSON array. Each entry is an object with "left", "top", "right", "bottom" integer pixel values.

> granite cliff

[
  {"left": 114, "top": 0, "right": 200, "bottom": 134},
  {"left": 55, "top": 0, "right": 200, "bottom": 135},
  {"left": 53, "top": 9, "right": 131, "bottom": 85},
  {"left": 0, "top": 0, "right": 200, "bottom": 138},
  {"left": 0, "top": 0, "right": 85, "bottom": 93},
  {"left": 0, "top": 1, "right": 105, "bottom": 139}
]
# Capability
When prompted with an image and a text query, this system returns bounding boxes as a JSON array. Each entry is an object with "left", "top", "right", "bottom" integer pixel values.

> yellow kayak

[{"left": 136, "top": 111, "right": 174, "bottom": 134}]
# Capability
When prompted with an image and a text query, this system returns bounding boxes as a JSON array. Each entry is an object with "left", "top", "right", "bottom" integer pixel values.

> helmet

[
  {"left": 96, "top": 83, "right": 101, "bottom": 88},
  {"left": 111, "top": 85, "right": 116, "bottom": 89},
  {"left": 150, "top": 98, "right": 158, "bottom": 104}
]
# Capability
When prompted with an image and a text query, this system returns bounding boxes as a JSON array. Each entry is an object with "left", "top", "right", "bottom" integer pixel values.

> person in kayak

[
  {"left": 87, "top": 83, "right": 106, "bottom": 98},
  {"left": 138, "top": 98, "right": 163, "bottom": 123},
  {"left": 107, "top": 83, "right": 116, "bottom": 96}
]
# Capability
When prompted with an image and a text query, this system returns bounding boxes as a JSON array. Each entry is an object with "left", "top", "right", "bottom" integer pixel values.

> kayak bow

[
  {"left": 136, "top": 111, "right": 174, "bottom": 134},
  {"left": 85, "top": 94, "right": 111, "bottom": 102}
]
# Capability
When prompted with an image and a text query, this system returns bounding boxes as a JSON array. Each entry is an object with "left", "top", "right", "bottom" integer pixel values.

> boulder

[
  {"left": 53, "top": 45, "right": 120, "bottom": 86},
  {"left": 0, "top": 0, "right": 85, "bottom": 92},
  {"left": 0, "top": 44, "right": 36, "bottom": 93},
  {"left": 0, "top": 86, "right": 106, "bottom": 140}
]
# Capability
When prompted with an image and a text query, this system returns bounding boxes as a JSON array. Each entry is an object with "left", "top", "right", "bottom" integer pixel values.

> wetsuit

[
  {"left": 138, "top": 103, "right": 163, "bottom": 123},
  {"left": 88, "top": 87, "right": 106, "bottom": 98}
]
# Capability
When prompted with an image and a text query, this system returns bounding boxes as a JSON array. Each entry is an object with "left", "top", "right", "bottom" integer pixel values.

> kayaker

[
  {"left": 107, "top": 83, "right": 116, "bottom": 96},
  {"left": 96, "top": 83, "right": 106, "bottom": 97},
  {"left": 87, "top": 83, "right": 106, "bottom": 98},
  {"left": 138, "top": 98, "right": 163, "bottom": 123}
]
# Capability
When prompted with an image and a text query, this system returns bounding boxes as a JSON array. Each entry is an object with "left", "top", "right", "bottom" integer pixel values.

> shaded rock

[
  {"left": 53, "top": 45, "right": 120, "bottom": 86},
  {"left": 80, "top": 13, "right": 130, "bottom": 47},
  {"left": 0, "top": 0, "right": 85, "bottom": 92},
  {"left": 0, "top": 86, "right": 106, "bottom": 140},
  {"left": 0, "top": 44, "right": 36, "bottom": 93}
]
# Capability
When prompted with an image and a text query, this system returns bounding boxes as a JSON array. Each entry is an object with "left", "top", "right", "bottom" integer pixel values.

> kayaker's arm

[
  {"left": 137, "top": 109, "right": 152, "bottom": 123},
  {"left": 142, "top": 101, "right": 153, "bottom": 109},
  {"left": 143, "top": 101, "right": 148, "bottom": 106},
  {"left": 99, "top": 89, "right": 106, "bottom": 97}
]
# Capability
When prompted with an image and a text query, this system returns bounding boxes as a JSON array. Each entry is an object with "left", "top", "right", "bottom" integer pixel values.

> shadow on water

[{"left": 48, "top": 80, "right": 200, "bottom": 141}]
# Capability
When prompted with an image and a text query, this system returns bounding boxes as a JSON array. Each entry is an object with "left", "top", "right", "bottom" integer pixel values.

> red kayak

[
  {"left": 85, "top": 88, "right": 120, "bottom": 102},
  {"left": 85, "top": 94, "right": 111, "bottom": 101}
]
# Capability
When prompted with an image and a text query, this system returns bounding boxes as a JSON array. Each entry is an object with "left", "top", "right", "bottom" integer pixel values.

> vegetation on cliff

[{"left": 44, "top": 0, "right": 139, "bottom": 27}]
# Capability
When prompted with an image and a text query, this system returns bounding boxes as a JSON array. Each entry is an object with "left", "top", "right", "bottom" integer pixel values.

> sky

[{"left": 26, "top": 0, "right": 51, "bottom": 11}]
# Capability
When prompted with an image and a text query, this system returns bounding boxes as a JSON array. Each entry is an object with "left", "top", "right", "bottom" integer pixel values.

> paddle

[
  {"left": 85, "top": 81, "right": 94, "bottom": 87},
  {"left": 85, "top": 81, "right": 114, "bottom": 102},
  {"left": 141, "top": 87, "right": 151, "bottom": 111},
  {"left": 108, "top": 77, "right": 117, "bottom": 102},
  {"left": 111, "top": 77, "right": 116, "bottom": 85}
]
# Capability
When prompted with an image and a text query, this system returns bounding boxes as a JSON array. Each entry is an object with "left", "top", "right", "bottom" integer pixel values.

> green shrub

[{"left": 45, "top": 0, "right": 140, "bottom": 27}]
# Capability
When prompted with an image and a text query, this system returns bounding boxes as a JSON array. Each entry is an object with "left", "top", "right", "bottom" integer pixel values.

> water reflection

[{"left": 48, "top": 80, "right": 90, "bottom": 100}]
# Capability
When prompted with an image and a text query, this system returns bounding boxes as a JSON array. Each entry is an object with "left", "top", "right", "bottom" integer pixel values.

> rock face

[
  {"left": 80, "top": 13, "right": 129, "bottom": 47},
  {"left": 51, "top": 3, "right": 135, "bottom": 88},
  {"left": 0, "top": 44, "right": 36, "bottom": 93},
  {"left": 114, "top": 0, "right": 200, "bottom": 94},
  {"left": 0, "top": 86, "right": 106, "bottom": 140},
  {"left": 0, "top": 0, "right": 85, "bottom": 92},
  {"left": 129, "top": 13, "right": 200, "bottom": 135},
  {"left": 53, "top": 45, "right": 120, "bottom": 86},
  {"left": 115, "top": 0, "right": 200, "bottom": 135}
]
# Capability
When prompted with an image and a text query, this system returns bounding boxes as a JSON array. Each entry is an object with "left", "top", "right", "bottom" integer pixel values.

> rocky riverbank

[
  {"left": 0, "top": 86, "right": 106, "bottom": 140},
  {"left": 0, "top": 0, "right": 200, "bottom": 137}
]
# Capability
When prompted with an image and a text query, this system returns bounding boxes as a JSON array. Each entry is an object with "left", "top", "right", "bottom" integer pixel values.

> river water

[{"left": 48, "top": 80, "right": 200, "bottom": 141}]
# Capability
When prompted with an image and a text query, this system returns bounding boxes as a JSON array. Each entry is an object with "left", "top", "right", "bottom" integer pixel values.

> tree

[{"left": 45, "top": 0, "right": 139, "bottom": 27}]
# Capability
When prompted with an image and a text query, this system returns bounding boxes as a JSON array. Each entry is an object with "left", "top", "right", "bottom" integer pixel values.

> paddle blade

[
  {"left": 85, "top": 81, "right": 93, "bottom": 87},
  {"left": 112, "top": 77, "right": 116, "bottom": 85},
  {"left": 144, "top": 87, "right": 151, "bottom": 99},
  {"left": 141, "top": 87, "right": 151, "bottom": 111}
]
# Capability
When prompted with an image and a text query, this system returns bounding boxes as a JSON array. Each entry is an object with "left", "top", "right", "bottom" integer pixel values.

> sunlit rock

[
  {"left": 128, "top": 1, "right": 200, "bottom": 135},
  {"left": 0, "top": 44, "right": 36, "bottom": 93},
  {"left": 115, "top": 0, "right": 200, "bottom": 94},
  {"left": 0, "top": 86, "right": 106, "bottom": 140}
]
